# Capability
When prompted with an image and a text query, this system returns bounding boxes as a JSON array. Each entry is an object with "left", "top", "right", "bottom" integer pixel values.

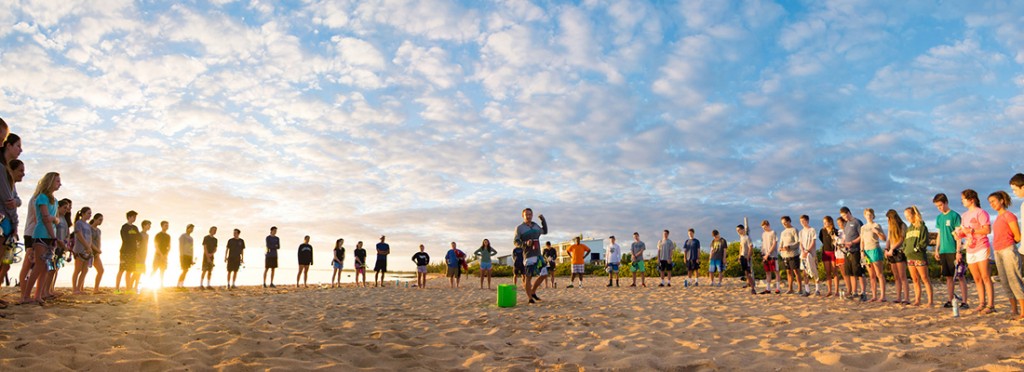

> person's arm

[
  {"left": 38, "top": 204, "right": 56, "bottom": 240},
  {"left": 1011, "top": 217, "right": 1021, "bottom": 244},
  {"left": 75, "top": 226, "right": 92, "bottom": 252},
  {"left": 424, "top": 253, "right": 430, "bottom": 266},
  {"left": 539, "top": 215, "right": 548, "bottom": 235},
  {"left": 489, "top": 247, "right": 497, "bottom": 256}
]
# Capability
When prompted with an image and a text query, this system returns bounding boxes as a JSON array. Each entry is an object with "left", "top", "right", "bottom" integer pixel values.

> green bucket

[{"left": 497, "top": 284, "right": 517, "bottom": 308}]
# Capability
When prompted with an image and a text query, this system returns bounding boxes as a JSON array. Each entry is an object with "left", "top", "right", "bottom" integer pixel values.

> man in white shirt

[
  {"left": 799, "top": 215, "right": 819, "bottom": 296},
  {"left": 779, "top": 216, "right": 803, "bottom": 295},
  {"left": 761, "top": 220, "right": 779, "bottom": 294},
  {"left": 737, "top": 225, "right": 756, "bottom": 294},
  {"left": 606, "top": 236, "right": 621, "bottom": 287}
]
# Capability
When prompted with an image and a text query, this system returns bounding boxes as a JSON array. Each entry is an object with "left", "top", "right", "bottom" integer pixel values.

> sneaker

[
  {"left": 760, "top": 290, "right": 771, "bottom": 294},
  {"left": 532, "top": 294, "right": 541, "bottom": 301},
  {"left": 775, "top": 290, "right": 781, "bottom": 294},
  {"left": 658, "top": 283, "right": 665, "bottom": 287},
  {"left": 943, "top": 301, "right": 953, "bottom": 308},
  {"left": 263, "top": 284, "right": 267, "bottom": 288},
  {"left": 615, "top": 282, "right": 620, "bottom": 287},
  {"left": 566, "top": 285, "right": 574, "bottom": 288},
  {"left": 694, "top": 281, "right": 699, "bottom": 287},
  {"left": 630, "top": 283, "right": 637, "bottom": 287},
  {"left": 960, "top": 302, "right": 970, "bottom": 309},
  {"left": 607, "top": 282, "right": 613, "bottom": 287},
  {"left": 667, "top": 283, "right": 671, "bottom": 287},
  {"left": 270, "top": 284, "right": 276, "bottom": 288}
]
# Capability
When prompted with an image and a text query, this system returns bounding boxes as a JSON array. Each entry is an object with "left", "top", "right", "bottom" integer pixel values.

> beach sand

[{"left": 2, "top": 276, "right": 1024, "bottom": 371}]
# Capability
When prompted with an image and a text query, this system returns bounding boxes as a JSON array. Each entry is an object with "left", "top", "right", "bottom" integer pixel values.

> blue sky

[{"left": 1, "top": 0, "right": 1022, "bottom": 271}]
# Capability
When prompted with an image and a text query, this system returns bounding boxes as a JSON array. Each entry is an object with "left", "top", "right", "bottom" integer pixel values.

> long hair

[
  {"left": 886, "top": 209, "right": 906, "bottom": 244},
  {"left": 905, "top": 206, "right": 924, "bottom": 226},
  {"left": 822, "top": 216, "right": 836, "bottom": 234},
  {"left": 32, "top": 172, "right": 60, "bottom": 208},
  {"left": 59, "top": 198, "right": 72, "bottom": 226},
  {"left": 75, "top": 207, "right": 91, "bottom": 224},
  {"left": 90, "top": 213, "right": 104, "bottom": 226},
  {"left": 2, "top": 133, "right": 20, "bottom": 188}
]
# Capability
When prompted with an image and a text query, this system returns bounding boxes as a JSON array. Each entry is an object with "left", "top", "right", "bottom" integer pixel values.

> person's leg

[
  {"left": 968, "top": 263, "right": 983, "bottom": 308},
  {"left": 909, "top": 265, "right": 921, "bottom": 305},
  {"left": 303, "top": 266, "right": 309, "bottom": 286},
  {"left": 979, "top": 261, "right": 994, "bottom": 310},
  {"left": 876, "top": 262, "right": 886, "bottom": 301},
  {"left": 480, "top": 268, "right": 484, "bottom": 288},
  {"left": 297, "top": 268, "right": 302, "bottom": 287},
  {"left": 270, "top": 268, "right": 276, "bottom": 285},
  {"left": 263, "top": 267, "right": 269, "bottom": 286}
]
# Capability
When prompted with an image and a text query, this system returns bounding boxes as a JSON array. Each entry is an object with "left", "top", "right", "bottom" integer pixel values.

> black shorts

[
  {"left": 181, "top": 255, "right": 193, "bottom": 270},
  {"left": 514, "top": 264, "right": 524, "bottom": 275},
  {"left": 373, "top": 257, "right": 387, "bottom": 272},
  {"left": 940, "top": 253, "right": 958, "bottom": 277},
  {"left": 265, "top": 256, "right": 278, "bottom": 269},
  {"left": 844, "top": 252, "right": 863, "bottom": 277},
  {"left": 740, "top": 256, "right": 752, "bottom": 275},
  {"left": 546, "top": 258, "right": 556, "bottom": 269},
  {"left": 782, "top": 256, "right": 800, "bottom": 271},
  {"left": 686, "top": 260, "right": 699, "bottom": 271},
  {"left": 227, "top": 257, "right": 241, "bottom": 272},
  {"left": 659, "top": 260, "right": 673, "bottom": 272}
]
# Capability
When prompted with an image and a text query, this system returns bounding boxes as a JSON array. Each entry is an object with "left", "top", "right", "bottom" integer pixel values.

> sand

[{"left": 2, "top": 275, "right": 1024, "bottom": 371}]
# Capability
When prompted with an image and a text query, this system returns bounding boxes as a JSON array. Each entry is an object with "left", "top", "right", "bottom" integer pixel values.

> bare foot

[{"left": 911, "top": 301, "right": 921, "bottom": 306}]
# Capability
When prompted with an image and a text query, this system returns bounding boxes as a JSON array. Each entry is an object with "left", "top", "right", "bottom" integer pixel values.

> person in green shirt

[
  {"left": 933, "top": 193, "right": 968, "bottom": 309},
  {"left": 474, "top": 239, "right": 498, "bottom": 289},
  {"left": 902, "top": 206, "right": 932, "bottom": 307}
]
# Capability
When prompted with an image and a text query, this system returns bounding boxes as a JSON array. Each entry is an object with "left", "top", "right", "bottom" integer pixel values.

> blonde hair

[
  {"left": 886, "top": 209, "right": 906, "bottom": 243},
  {"left": 31, "top": 172, "right": 59, "bottom": 205},
  {"left": 905, "top": 206, "right": 924, "bottom": 226},
  {"left": 863, "top": 208, "right": 875, "bottom": 220}
]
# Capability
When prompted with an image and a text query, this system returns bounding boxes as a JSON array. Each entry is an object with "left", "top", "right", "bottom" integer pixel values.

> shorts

[
  {"left": 763, "top": 258, "right": 777, "bottom": 273},
  {"left": 514, "top": 263, "right": 524, "bottom": 275},
  {"left": 202, "top": 256, "right": 215, "bottom": 272},
  {"left": 332, "top": 261, "right": 343, "bottom": 270},
  {"left": 822, "top": 251, "right": 836, "bottom": 263},
  {"left": 658, "top": 260, "right": 673, "bottom": 272},
  {"left": 606, "top": 263, "right": 620, "bottom": 273},
  {"left": 803, "top": 254, "right": 819, "bottom": 278},
  {"left": 908, "top": 259, "right": 928, "bottom": 267},
  {"left": 966, "top": 249, "right": 990, "bottom": 265},
  {"left": 740, "top": 256, "right": 751, "bottom": 275},
  {"left": 266, "top": 256, "right": 278, "bottom": 269},
  {"left": 417, "top": 265, "right": 427, "bottom": 274},
  {"left": 887, "top": 249, "right": 907, "bottom": 264},
  {"left": 835, "top": 257, "right": 845, "bottom": 267},
  {"left": 120, "top": 252, "right": 136, "bottom": 272},
  {"left": 940, "top": 253, "right": 958, "bottom": 277},
  {"left": 526, "top": 257, "right": 547, "bottom": 277},
  {"left": 686, "top": 260, "right": 699, "bottom": 271},
  {"left": 708, "top": 259, "right": 724, "bottom": 273},
  {"left": 153, "top": 256, "right": 168, "bottom": 271},
  {"left": 446, "top": 265, "right": 460, "bottom": 278},
  {"left": 572, "top": 264, "right": 585, "bottom": 274},
  {"left": 547, "top": 258, "right": 557, "bottom": 269},
  {"left": 356, "top": 267, "right": 365, "bottom": 274},
  {"left": 631, "top": 260, "right": 646, "bottom": 273},
  {"left": 227, "top": 257, "right": 241, "bottom": 272},
  {"left": 373, "top": 257, "right": 387, "bottom": 272},
  {"left": 864, "top": 248, "right": 884, "bottom": 264},
  {"left": 781, "top": 256, "right": 800, "bottom": 271},
  {"left": 480, "top": 261, "right": 492, "bottom": 270},
  {"left": 181, "top": 255, "right": 193, "bottom": 270},
  {"left": 844, "top": 252, "right": 863, "bottom": 277}
]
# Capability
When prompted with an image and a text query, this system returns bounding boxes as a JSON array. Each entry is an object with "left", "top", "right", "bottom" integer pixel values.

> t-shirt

[
  {"left": 121, "top": 223, "right": 140, "bottom": 255},
  {"left": 514, "top": 221, "right": 547, "bottom": 258},
  {"left": 761, "top": 230, "right": 778, "bottom": 258},
  {"left": 155, "top": 232, "right": 171, "bottom": 256},
  {"left": 843, "top": 217, "right": 864, "bottom": 252},
  {"left": 266, "top": 235, "right": 280, "bottom": 258},
  {"left": 683, "top": 238, "right": 700, "bottom": 262},
  {"left": 608, "top": 243, "right": 621, "bottom": 264},
  {"left": 779, "top": 227, "right": 799, "bottom": 258},
  {"left": 23, "top": 195, "right": 36, "bottom": 237},
  {"left": 818, "top": 228, "right": 836, "bottom": 252},
  {"left": 354, "top": 248, "right": 367, "bottom": 264},
  {"left": 375, "top": 242, "right": 390, "bottom": 260},
  {"left": 227, "top": 238, "right": 245, "bottom": 259},
  {"left": 203, "top": 235, "right": 218, "bottom": 255},
  {"left": 656, "top": 238, "right": 674, "bottom": 261},
  {"left": 860, "top": 222, "right": 883, "bottom": 250},
  {"left": 298, "top": 243, "right": 313, "bottom": 263},
  {"left": 92, "top": 226, "right": 102, "bottom": 252},
  {"left": 738, "top": 235, "right": 753, "bottom": 257},
  {"left": 55, "top": 218, "right": 69, "bottom": 241},
  {"left": 32, "top": 194, "right": 56, "bottom": 239},
  {"left": 961, "top": 208, "right": 991, "bottom": 253},
  {"left": 543, "top": 247, "right": 557, "bottom": 261},
  {"left": 474, "top": 246, "right": 498, "bottom": 263},
  {"left": 935, "top": 210, "right": 961, "bottom": 254},
  {"left": 179, "top": 234, "right": 194, "bottom": 257},
  {"left": 904, "top": 223, "right": 930, "bottom": 261},
  {"left": 568, "top": 243, "right": 591, "bottom": 265},
  {"left": 994, "top": 211, "right": 1019, "bottom": 251},
  {"left": 74, "top": 219, "right": 93, "bottom": 247},
  {"left": 799, "top": 227, "right": 817, "bottom": 254},
  {"left": 334, "top": 247, "right": 345, "bottom": 263},
  {"left": 512, "top": 247, "right": 524, "bottom": 266},
  {"left": 445, "top": 249, "right": 460, "bottom": 267},
  {"left": 137, "top": 231, "right": 150, "bottom": 261},
  {"left": 631, "top": 241, "right": 646, "bottom": 259},
  {"left": 412, "top": 251, "right": 430, "bottom": 266},
  {"left": 710, "top": 238, "right": 726, "bottom": 261}
]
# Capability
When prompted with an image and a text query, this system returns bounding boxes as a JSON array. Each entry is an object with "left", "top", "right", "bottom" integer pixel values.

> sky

[{"left": 1, "top": 0, "right": 1023, "bottom": 278}]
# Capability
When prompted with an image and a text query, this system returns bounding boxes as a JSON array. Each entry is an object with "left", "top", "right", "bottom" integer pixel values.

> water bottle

[
  {"left": 839, "top": 289, "right": 845, "bottom": 298},
  {"left": 952, "top": 295, "right": 961, "bottom": 318},
  {"left": 684, "top": 280, "right": 689, "bottom": 288}
]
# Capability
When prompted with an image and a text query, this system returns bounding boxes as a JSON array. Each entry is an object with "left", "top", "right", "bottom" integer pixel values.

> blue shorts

[
  {"left": 709, "top": 259, "right": 724, "bottom": 273},
  {"left": 865, "top": 248, "right": 884, "bottom": 264},
  {"left": 480, "top": 261, "right": 492, "bottom": 270},
  {"left": 332, "top": 261, "right": 343, "bottom": 270},
  {"left": 606, "top": 263, "right": 620, "bottom": 273}
]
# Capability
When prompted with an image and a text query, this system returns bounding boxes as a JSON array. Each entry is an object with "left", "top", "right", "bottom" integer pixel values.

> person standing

[
  {"left": 200, "top": 226, "right": 218, "bottom": 290},
  {"left": 225, "top": 229, "right": 245, "bottom": 289},
  {"left": 20, "top": 172, "right": 60, "bottom": 304},
  {"left": 683, "top": 229, "right": 700, "bottom": 287},
  {"left": 474, "top": 239, "right": 498, "bottom": 289},
  {"left": 798, "top": 215, "right": 819, "bottom": 296},
  {"left": 990, "top": 190, "right": 1024, "bottom": 319},
  {"left": 297, "top": 235, "right": 313, "bottom": 288},
  {"left": 656, "top": 230, "right": 674, "bottom": 287},
  {"left": 512, "top": 244, "right": 525, "bottom": 287},
  {"left": 630, "top": 232, "right": 647, "bottom": 287},
  {"left": 445, "top": 242, "right": 462, "bottom": 288},
  {"left": 903, "top": 207, "right": 932, "bottom": 307},
  {"left": 132, "top": 220, "right": 151, "bottom": 291},
  {"left": 543, "top": 241, "right": 558, "bottom": 288},
  {"left": 760, "top": 220, "right": 779, "bottom": 294},
  {"left": 566, "top": 237, "right": 590, "bottom": 288},
  {"left": 933, "top": 194, "right": 968, "bottom": 309},
  {"left": 606, "top": 236, "right": 621, "bottom": 287},
  {"left": 778, "top": 216, "right": 803, "bottom": 295},
  {"left": 71, "top": 207, "right": 94, "bottom": 295},
  {"left": 0, "top": 134, "right": 22, "bottom": 303},
  {"left": 264, "top": 226, "right": 280, "bottom": 288},
  {"left": 861, "top": 209, "right": 888, "bottom": 302},
  {"left": 736, "top": 225, "right": 755, "bottom": 294},
  {"left": 152, "top": 221, "right": 171, "bottom": 288},
  {"left": 885, "top": 210, "right": 910, "bottom": 304},
  {"left": 707, "top": 230, "right": 726, "bottom": 287},
  {"left": 840, "top": 207, "right": 867, "bottom": 300},
  {"left": 412, "top": 244, "right": 430, "bottom": 289},
  {"left": 959, "top": 189, "right": 994, "bottom": 314},
  {"left": 331, "top": 238, "right": 345, "bottom": 288},
  {"left": 819, "top": 216, "right": 839, "bottom": 297},
  {"left": 514, "top": 208, "right": 548, "bottom": 303},
  {"left": 90, "top": 213, "right": 104, "bottom": 294},
  {"left": 177, "top": 224, "right": 194, "bottom": 288},
  {"left": 374, "top": 235, "right": 390, "bottom": 287},
  {"left": 354, "top": 241, "right": 367, "bottom": 287},
  {"left": 115, "top": 210, "right": 139, "bottom": 293}
]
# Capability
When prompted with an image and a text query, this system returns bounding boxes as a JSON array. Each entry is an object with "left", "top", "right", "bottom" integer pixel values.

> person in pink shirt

[
  {"left": 958, "top": 189, "right": 994, "bottom": 315},
  {"left": 989, "top": 191, "right": 1023, "bottom": 319}
]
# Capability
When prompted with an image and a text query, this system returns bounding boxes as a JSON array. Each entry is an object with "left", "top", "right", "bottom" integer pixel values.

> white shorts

[
  {"left": 803, "top": 254, "right": 819, "bottom": 279},
  {"left": 966, "top": 249, "right": 990, "bottom": 265},
  {"left": 417, "top": 266, "right": 427, "bottom": 273},
  {"left": 572, "top": 264, "right": 585, "bottom": 274}
]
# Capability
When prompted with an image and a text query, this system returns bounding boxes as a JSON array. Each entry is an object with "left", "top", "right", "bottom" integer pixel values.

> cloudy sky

[{"left": 1, "top": 0, "right": 1023, "bottom": 272}]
